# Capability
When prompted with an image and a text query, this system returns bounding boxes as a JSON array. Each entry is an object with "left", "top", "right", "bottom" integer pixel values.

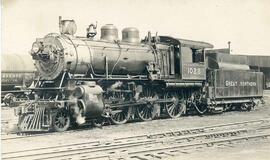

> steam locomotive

[{"left": 14, "top": 17, "right": 263, "bottom": 132}]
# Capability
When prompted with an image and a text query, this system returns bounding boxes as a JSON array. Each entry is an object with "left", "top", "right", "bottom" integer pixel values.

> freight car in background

[
  {"left": 247, "top": 56, "right": 270, "bottom": 89},
  {"left": 1, "top": 54, "right": 36, "bottom": 106},
  {"left": 14, "top": 17, "right": 264, "bottom": 132}
]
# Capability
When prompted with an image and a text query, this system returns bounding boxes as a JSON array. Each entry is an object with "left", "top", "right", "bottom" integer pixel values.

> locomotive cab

[{"left": 158, "top": 36, "right": 213, "bottom": 81}]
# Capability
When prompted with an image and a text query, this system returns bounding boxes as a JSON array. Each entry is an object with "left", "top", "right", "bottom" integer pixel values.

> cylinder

[{"left": 77, "top": 84, "right": 104, "bottom": 118}]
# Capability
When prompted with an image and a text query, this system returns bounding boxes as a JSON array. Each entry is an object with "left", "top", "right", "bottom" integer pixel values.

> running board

[{"left": 207, "top": 98, "right": 261, "bottom": 105}]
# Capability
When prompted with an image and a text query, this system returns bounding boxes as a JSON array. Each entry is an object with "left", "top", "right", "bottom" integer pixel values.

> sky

[{"left": 2, "top": 0, "right": 270, "bottom": 55}]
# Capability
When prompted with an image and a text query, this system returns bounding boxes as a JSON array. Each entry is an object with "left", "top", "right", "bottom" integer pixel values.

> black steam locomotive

[{"left": 15, "top": 17, "right": 263, "bottom": 132}]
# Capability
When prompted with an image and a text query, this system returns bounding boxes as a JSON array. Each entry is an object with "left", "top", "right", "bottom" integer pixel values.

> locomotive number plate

[{"left": 182, "top": 63, "right": 206, "bottom": 80}]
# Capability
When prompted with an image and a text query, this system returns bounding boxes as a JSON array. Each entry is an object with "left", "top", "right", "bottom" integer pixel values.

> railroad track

[
  {"left": 126, "top": 134, "right": 270, "bottom": 160},
  {"left": 2, "top": 117, "right": 269, "bottom": 141},
  {"left": 1, "top": 125, "right": 94, "bottom": 141},
  {"left": 2, "top": 118, "right": 270, "bottom": 160}
]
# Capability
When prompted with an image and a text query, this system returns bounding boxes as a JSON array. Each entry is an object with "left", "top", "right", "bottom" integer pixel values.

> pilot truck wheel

[{"left": 52, "top": 108, "right": 71, "bottom": 132}]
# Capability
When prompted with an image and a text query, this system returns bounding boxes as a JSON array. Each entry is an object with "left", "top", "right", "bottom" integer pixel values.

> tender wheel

[
  {"left": 164, "top": 91, "right": 186, "bottom": 118},
  {"left": 52, "top": 109, "right": 70, "bottom": 132},
  {"left": 110, "top": 107, "right": 131, "bottom": 125},
  {"left": 136, "top": 88, "right": 159, "bottom": 121},
  {"left": 240, "top": 103, "right": 253, "bottom": 111},
  {"left": 3, "top": 93, "right": 16, "bottom": 106}
]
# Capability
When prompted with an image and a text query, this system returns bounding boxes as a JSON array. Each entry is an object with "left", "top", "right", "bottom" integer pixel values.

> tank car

[
  {"left": 14, "top": 17, "right": 263, "bottom": 132},
  {"left": 1, "top": 54, "right": 36, "bottom": 106}
]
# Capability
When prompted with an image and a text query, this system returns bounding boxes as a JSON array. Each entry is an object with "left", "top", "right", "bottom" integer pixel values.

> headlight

[{"left": 31, "top": 42, "right": 40, "bottom": 53}]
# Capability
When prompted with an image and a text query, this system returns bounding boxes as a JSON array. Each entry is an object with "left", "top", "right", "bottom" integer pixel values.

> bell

[{"left": 87, "top": 23, "right": 97, "bottom": 38}]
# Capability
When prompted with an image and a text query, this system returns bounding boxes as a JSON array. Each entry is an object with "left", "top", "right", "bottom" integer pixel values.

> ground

[{"left": 1, "top": 90, "right": 270, "bottom": 159}]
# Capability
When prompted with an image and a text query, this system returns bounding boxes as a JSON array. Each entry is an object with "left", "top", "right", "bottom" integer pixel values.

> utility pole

[{"left": 228, "top": 41, "right": 231, "bottom": 54}]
